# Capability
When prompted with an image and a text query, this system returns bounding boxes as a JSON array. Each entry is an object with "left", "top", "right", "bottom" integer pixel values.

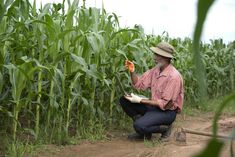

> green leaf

[
  {"left": 116, "top": 49, "right": 128, "bottom": 60},
  {"left": 23, "top": 128, "right": 36, "bottom": 138},
  {"left": 32, "top": 0, "right": 37, "bottom": 16},
  {"left": 86, "top": 34, "right": 99, "bottom": 52},
  {"left": 0, "top": 72, "right": 3, "bottom": 93},
  {"left": 193, "top": 138, "right": 224, "bottom": 157},
  {"left": 213, "top": 92, "right": 235, "bottom": 136},
  {"left": 192, "top": 0, "right": 215, "bottom": 101},
  {"left": 81, "top": 97, "right": 88, "bottom": 106},
  {"left": 70, "top": 53, "right": 88, "bottom": 68},
  {"left": 0, "top": 0, "right": 14, "bottom": 22}
]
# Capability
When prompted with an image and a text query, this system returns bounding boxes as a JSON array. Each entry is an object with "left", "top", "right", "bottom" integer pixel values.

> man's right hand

[{"left": 125, "top": 60, "right": 135, "bottom": 73}]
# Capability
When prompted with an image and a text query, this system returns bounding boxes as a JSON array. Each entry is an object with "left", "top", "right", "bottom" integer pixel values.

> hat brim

[{"left": 150, "top": 47, "right": 173, "bottom": 58}]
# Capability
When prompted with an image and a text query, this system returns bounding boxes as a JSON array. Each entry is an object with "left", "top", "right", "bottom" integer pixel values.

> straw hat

[{"left": 150, "top": 42, "right": 175, "bottom": 58}]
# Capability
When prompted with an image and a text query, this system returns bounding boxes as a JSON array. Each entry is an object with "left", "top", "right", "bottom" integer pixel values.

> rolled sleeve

[{"left": 157, "top": 99, "right": 169, "bottom": 111}]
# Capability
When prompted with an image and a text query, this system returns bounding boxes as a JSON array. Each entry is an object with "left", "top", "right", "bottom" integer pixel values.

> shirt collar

[{"left": 158, "top": 64, "right": 173, "bottom": 77}]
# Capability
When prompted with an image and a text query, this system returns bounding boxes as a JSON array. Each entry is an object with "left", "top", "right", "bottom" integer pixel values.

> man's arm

[
  {"left": 130, "top": 72, "right": 138, "bottom": 85},
  {"left": 125, "top": 59, "right": 152, "bottom": 90},
  {"left": 125, "top": 60, "right": 139, "bottom": 85},
  {"left": 140, "top": 99, "right": 173, "bottom": 110},
  {"left": 140, "top": 99, "right": 158, "bottom": 106}
]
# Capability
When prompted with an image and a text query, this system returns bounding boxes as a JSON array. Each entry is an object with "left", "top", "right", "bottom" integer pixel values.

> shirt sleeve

[
  {"left": 133, "top": 68, "right": 154, "bottom": 90},
  {"left": 157, "top": 77, "right": 182, "bottom": 110}
]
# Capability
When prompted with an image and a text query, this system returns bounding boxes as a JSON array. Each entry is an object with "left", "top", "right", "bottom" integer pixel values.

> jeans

[{"left": 119, "top": 96, "right": 177, "bottom": 135}]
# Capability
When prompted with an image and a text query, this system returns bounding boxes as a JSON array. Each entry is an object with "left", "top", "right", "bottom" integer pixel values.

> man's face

[{"left": 153, "top": 53, "right": 165, "bottom": 67}]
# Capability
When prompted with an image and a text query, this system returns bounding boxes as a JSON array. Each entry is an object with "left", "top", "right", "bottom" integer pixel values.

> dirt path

[{"left": 34, "top": 113, "right": 235, "bottom": 157}]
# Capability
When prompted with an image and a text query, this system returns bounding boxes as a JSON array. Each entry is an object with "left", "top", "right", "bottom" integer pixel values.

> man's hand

[
  {"left": 125, "top": 60, "right": 135, "bottom": 73},
  {"left": 124, "top": 93, "right": 142, "bottom": 103},
  {"left": 164, "top": 100, "right": 173, "bottom": 110}
]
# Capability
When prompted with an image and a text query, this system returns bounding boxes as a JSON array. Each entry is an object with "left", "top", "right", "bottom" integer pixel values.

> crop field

[{"left": 0, "top": 0, "right": 234, "bottom": 156}]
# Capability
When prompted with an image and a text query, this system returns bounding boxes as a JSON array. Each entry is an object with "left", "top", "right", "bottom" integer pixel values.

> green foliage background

[{"left": 0, "top": 0, "right": 234, "bottom": 156}]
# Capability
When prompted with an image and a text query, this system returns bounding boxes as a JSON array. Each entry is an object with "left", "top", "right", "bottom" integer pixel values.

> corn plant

[{"left": 0, "top": 1, "right": 234, "bottom": 153}]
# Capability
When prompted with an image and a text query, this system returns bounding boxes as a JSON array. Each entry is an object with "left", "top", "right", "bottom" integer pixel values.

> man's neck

[{"left": 160, "top": 63, "right": 170, "bottom": 72}]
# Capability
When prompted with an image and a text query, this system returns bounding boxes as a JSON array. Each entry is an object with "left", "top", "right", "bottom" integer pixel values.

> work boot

[
  {"left": 159, "top": 125, "right": 172, "bottom": 142},
  {"left": 127, "top": 133, "right": 152, "bottom": 141}
]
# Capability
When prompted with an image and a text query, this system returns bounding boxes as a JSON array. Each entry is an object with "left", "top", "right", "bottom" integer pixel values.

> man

[{"left": 119, "top": 42, "right": 184, "bottom": 141}]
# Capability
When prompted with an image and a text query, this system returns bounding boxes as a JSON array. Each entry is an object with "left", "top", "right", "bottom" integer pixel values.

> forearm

[
  {"left": 140, "top": 99, "right": 173, "bottom": 110},
  {"left": 130, "top": 72, "right": 138, "bottom": 85},
  {"left": 140, "top": 99, "right": 159, "bottom": 107}
]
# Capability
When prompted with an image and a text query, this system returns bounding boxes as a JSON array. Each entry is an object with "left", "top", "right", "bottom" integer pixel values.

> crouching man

[{"left": 119, "top": 42, "right": 184, "bottom": 141}]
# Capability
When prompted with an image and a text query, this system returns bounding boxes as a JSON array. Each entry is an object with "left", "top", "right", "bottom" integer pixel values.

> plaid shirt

[{"left": 133, "top": 64, "right": 184, "bottom": 113}]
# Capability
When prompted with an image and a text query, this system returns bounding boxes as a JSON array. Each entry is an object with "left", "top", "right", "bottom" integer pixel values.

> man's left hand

[
  {"left": 124, "top": 93, "right": 142, "bottom": 103},
  {"left": 164, "top": 100, "right": 173, "bottom": 110}
]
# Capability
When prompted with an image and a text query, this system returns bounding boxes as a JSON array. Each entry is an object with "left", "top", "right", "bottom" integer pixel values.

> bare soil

[{"left": 32, "top": 113, "right": 235, "bottom": 157}]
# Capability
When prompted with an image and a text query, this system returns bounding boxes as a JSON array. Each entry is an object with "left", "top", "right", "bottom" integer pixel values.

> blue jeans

[{"left": 119, "top": 96, "right": 177, "bottom": 135}]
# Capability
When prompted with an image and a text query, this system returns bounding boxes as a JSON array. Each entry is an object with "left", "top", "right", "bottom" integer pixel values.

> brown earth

[{"left": 31, "top": 113, "right": 235, "bottom": 157}]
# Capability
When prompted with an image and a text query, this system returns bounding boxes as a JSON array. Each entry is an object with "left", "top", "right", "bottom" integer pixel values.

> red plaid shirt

[{"left": 133, "top": 64, "right": 184, "bottom": 113}]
